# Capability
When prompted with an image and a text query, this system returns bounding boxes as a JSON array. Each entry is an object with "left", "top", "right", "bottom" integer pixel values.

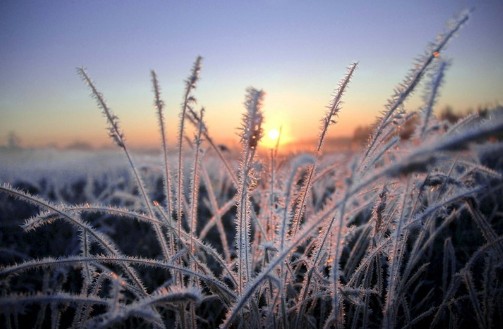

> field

[{"left": 1, "top": 10, "right": 503, "bottom": 329}]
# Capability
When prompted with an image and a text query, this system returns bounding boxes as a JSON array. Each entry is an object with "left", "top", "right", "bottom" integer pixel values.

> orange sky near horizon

[
  {"left": 1, "top": 66, "right": 495, "bottom": 151},
  {"left": 4, "top": 80, "right": 392, "bottom": 150}
]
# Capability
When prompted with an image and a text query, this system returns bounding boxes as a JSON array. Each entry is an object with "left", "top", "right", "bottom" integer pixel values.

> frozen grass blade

[
  {"left": 188, "top": 107, "right": 205, "bottom": 282},
  {"left": 290, "top": 62, "right": 357, "bottom": 240},
  {"left": 78, "top": 68, "right": 170, "bottom": 261},
  {"left": 176, "top": 56, "right": 202, "bottom": 258},
  {"left": 235, "top": 87, "right": 265, "bottom": 295},
  {"left": 417, "top": 60, "right": 449, "bottom": 138},
  {"left": 151, "top": 70, "right": 174, "bottom": 217}
]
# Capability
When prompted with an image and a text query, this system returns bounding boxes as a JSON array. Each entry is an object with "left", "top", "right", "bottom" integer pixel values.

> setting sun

[
  {"left": 267, "top": 128, "right": 280, "bottom": 141},
  {"left": 261, "top": 126, "right": 285, "bottom": 149}
]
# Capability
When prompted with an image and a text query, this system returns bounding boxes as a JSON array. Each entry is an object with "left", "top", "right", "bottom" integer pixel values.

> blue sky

[{"left": 1, "top": 0, "right": 502, "bottom": 148}]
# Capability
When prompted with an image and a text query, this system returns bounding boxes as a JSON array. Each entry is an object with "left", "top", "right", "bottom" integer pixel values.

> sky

[{"left": 1, "top": 0, "right": 502, "bottom": 150}]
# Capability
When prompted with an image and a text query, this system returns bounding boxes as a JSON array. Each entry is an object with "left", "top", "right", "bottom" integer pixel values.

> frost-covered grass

[{"left": 1, "top": 9, "right": 503, "bottom": 329}]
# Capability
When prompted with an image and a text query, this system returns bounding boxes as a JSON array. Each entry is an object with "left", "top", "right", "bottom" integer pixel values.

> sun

[
  {"left": 267, "top": 128, "right": 280, "bottom": 141},
  {"left": 260, "top": 127, "right": 283, "bottom": 149}
]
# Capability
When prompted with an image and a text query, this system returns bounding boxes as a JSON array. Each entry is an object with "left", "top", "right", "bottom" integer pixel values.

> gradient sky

[{"left": 1, "top": 0, "right": 502, "bottom": 149}]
